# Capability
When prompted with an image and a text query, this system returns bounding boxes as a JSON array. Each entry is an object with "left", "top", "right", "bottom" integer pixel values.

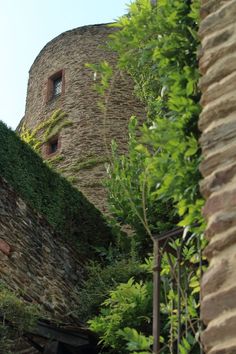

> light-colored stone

[{"left": 199, "top": 0, "right": 236, "bottom": 352}]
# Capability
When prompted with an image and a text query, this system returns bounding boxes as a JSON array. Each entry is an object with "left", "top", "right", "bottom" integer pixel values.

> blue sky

[{"left": 0, "top": 0, "right": 130, "bottom": 129}]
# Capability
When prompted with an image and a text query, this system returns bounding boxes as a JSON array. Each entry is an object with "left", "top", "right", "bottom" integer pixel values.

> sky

[{"left": 0, "top": 0, "right": 130, "bottom": 129}]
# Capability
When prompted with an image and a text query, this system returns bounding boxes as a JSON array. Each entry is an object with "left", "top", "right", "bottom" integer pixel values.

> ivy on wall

[
  {"left": 0, "top": 121, "right": 112, "bottom": 257},
  {"left": 20, "top": 109, "right": 72, "bottom": 153}
]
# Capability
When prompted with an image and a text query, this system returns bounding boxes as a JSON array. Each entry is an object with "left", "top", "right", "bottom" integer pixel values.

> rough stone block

[
  {"left": 200, "top": 162, "right": 236, "bottom": 198},
  {"left": 203, "top": 187, "right": 236, "bottom": 219},
  {"left": 199, "top": 1, "right": 236, "bottom": 39},
  {"left": 205, "top": 209, "right": 236, "bottom": 240},
  {"left": 0, "top": 238, "right": 11, "bottom": 256},
  {"left": 201, "top": 285, "right": 236, "bottom": 324},
  {"left": 201, "top": 260, "right": 229, "bottom": 298}
]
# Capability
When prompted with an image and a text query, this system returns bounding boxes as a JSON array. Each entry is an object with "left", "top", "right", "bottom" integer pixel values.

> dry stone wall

[
  {"left": 22, "top": 24, "right": 145, "bottom": 213},
  {"left": 0, "top": 176, "right": 82, "bottom": 325},
  {"left": 199, "top": 0, "right": 236, "bottom": 353}
]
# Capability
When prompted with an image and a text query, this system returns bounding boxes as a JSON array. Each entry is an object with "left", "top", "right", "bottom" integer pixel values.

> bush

[
  {"left": 0, "top": 284, "right": 39, "bottom": 353},
  {"left": 77, "top": 258, "right": 147, "bottom": 321}
]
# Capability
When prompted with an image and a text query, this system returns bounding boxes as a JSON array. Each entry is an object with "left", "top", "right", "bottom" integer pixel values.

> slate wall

[{"left": 0, "top": 176, "right": 82, "bottom": 325}]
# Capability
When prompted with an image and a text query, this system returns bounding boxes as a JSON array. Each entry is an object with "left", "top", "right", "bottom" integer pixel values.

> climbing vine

[
  {"left": 0, "top": 120, "right": 112, "bottom": 258},
  {"left": 20, "top": 109, "right": 72, "bottom": 153}
]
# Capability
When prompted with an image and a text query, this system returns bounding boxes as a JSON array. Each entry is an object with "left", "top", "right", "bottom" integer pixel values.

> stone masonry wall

[
  {"left": 0, "top": 176, "right": 82, "bottom": 325},
  {"left": 21, "top": 24, "right": 145, "bottom": 213},
  {"left": 199, "top": 1, "right": 236, "bottom": 353}
]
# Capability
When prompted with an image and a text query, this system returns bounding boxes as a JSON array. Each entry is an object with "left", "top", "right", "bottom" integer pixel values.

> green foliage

[
  {"left": 106, "top": 118, "right": 178, "bottom": 251},
  {"left": 89, "top": 277, "right": 152, "bottom": 353},
  {"left": 0, "top": 284, "right": 39, "bottom": 353},
  {"left": 0, "top": 120, "right": 112, "bottom": 257},
  {"left": 20, "top": 109, "right": 72, "bottom": 153},
  {"left": 77, "top": 258, "right": 145, "bottom": 321},
  {"left": 106, "top": 0, "right": 203, "bottom": 236},
  {"left": 86, "top": 61, "right": 113, "bottom": 111},
  {"left": 86, "top": 0, "right": 204, "bottom": 353},
  {"left": 70, "top": 155, "right": 109, "bottom": 172},
  {"left": 118, "top": 327, "right": 153, "bottom": 354}
]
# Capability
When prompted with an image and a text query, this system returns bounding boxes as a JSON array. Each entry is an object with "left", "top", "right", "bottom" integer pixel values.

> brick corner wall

[{"left": 199, "top": 0, "right": 236, "bottom": 353}]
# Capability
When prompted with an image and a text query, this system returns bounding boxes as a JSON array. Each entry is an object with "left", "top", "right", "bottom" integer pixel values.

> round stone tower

[{"left": 21, "top": 23, "right": 144, "bottom": 213}]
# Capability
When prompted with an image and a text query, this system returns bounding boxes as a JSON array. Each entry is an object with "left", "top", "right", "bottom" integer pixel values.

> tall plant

[{"left": 87, "top": 0, "right": 205, "bottom": 352}]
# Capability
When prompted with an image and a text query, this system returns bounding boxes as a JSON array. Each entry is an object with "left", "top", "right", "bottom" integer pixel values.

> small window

[
  {"left": 47, "top": 70, "right": 64, "bottom": 102},
  {"left": 49, "top": 139, "right": 58, "bottom": 154},
  {"left": 52, "top": 76, "right": 62, "bottom": 97},
  {"left": 45, "top": 136, "right": 60, "bottom": 156}
]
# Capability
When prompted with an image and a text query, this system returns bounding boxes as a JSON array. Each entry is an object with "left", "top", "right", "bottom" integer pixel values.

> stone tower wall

[
  {"left": 22, "top": 24, "right": 144, "bottom": 213},
  {"left": 199, "top": 0, "right": 236, "bottom": 352}
]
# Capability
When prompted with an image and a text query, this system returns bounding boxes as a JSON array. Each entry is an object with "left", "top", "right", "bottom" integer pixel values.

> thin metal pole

[
  {"left": 153, "top": 239, "right": 161, "bottom": 354},
  {"left": 177, "top": 243, "right": 182, "bottom": 354},
  {"left": 170, "top": 279, "right": 174, "bottom": 354},
  {"left": 199, "top": 236, "right": 204, "bottom": 354}
]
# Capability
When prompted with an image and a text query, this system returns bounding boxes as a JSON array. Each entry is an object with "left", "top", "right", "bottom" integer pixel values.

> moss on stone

[{"left": 70, "top": 156, "right": 109, "bottom": 172}]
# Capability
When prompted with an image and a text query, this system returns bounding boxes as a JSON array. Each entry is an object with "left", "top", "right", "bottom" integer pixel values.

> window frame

[
  {"left": 46, "top": 69, "right": 65, "bottom": 102},
  {"left": 43, "top": 135, "right": 61, "bottom": 157}
]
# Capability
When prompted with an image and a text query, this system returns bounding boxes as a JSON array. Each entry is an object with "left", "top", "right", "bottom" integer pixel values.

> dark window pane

[
  {"left": 53, "top": 77, "right": 62, "bottom": 97},
  {"left": 49, "top": 140, "right": 58, "bottom": 154}
]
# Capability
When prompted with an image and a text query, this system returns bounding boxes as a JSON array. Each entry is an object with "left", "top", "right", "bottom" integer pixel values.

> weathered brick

[
  {"left": 199, "top": 0, "right": 236, "bottom": 38},
  {"left": 199, "top": 6, "right": 236, "bottom": 338},
  {"left": 202, "top": 313, "right": 236, "bottom": 351},
  {"left": 205, "top": 209, "right": 236, "bottom": 240},
  {"left": 203, "top": 188, "right": 236, "bottom": 219},
  {"left": 201, "top": 260, "right": 229, "bottom": 298},
  {"left": 200, "top": 71, "right": 236, "bottom": 107},
  {"left": 201, "top": 285, "right": 236, "bottom": 324},
  {"left": 200, "top": 0, "right": 230, "bottom": 20},
  {"left": 208, "top": 343, "right": 236, "bottom": 354},
  {"left": 199, "top": 30, "right": 236, "bottom": 75},
  {"left": 199, "top": 52, "right": 236, "bottom": 94},
  {"left": 200, "top": 143, "right": 236, "bottom": 177},
  {"left": 204, "top": 226, "right": 236, "bottom": 259},
  {"left": 200, "top": 116, "right": 236, "bottom": 154},
  {"left": 200, "top": 162, "right": 236, "bottom": 198}
]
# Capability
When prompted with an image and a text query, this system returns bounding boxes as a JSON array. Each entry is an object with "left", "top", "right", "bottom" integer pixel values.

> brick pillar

[{"left": 199, "top": 0, "right": 236, "bottom": 353}]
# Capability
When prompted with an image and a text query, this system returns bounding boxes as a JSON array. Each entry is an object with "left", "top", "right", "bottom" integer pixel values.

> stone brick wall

[
  {"left": 21, "top": 24, "right": 145, "bottom": 213},
  {"left": 199, "top": 1, "right": 236, "bottom": 352},
  {"left": 0, "top": 176, "right": 82, "bottom": 325}
]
